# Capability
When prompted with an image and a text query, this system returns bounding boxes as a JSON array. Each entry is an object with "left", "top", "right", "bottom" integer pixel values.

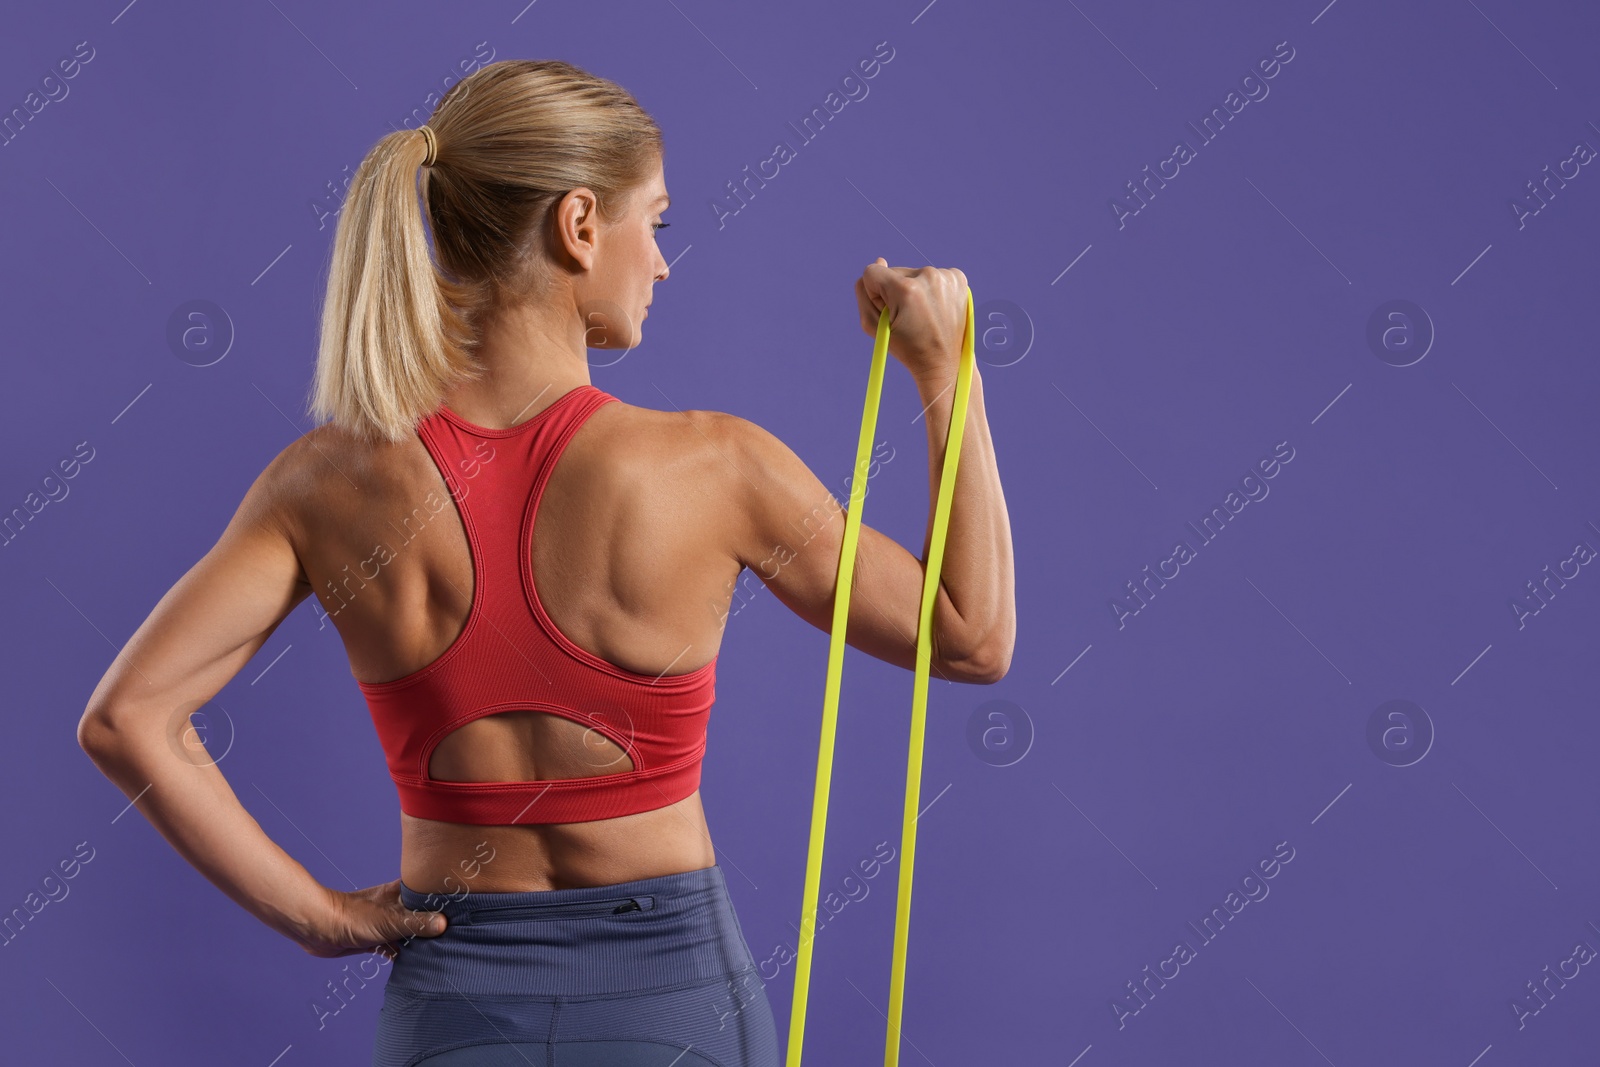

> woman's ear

[{"left": 553, "top": 187, "right": 601, "bottom": 271}]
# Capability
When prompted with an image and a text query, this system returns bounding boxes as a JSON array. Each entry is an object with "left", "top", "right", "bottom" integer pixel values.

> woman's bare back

[{"left": 281, "top": 394, "right": 744, "bottom": 891}]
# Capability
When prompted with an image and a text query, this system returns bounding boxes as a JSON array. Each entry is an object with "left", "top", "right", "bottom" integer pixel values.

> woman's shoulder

[
  {"left": 269, "top": 419, "right": 391, "bottom": 491},
  {"left": 596, "top": 398, "right": 758, "bottom": 480},
  {"left": 255, "top": 419, "right": 419, "bottom": 548}
]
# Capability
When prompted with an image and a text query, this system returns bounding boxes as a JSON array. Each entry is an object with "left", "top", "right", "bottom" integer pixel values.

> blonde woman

[{"left": 77, "top": 58, "right": 1014, "bottom": 1066}]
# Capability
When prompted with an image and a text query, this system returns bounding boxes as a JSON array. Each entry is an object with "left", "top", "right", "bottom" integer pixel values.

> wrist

[
  {"left": 913, "top": 362, "right": 974, "bottom": 396},
  {"left": 267, "top": 875, "right": 339, "bottom": 946}
]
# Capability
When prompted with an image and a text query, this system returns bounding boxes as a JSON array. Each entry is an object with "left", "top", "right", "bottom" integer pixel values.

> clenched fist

[{"left": 854, "top": 258, "right": 971, "bottom": 384}]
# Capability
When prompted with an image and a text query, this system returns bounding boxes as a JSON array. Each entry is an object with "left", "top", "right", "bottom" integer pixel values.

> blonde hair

[{"left": 308, "top": 59, "right": 663, "bottom": 445}]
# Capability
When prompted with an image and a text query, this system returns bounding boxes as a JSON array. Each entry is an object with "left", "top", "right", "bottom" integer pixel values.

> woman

[{"left": 77, "top": 58, "right": 1014, "bottom": 1066}]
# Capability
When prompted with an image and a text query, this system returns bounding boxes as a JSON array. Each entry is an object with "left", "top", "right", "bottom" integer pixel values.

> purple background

[{"left": 4, "top": 0, "right": 1599, "bottom": 1063}]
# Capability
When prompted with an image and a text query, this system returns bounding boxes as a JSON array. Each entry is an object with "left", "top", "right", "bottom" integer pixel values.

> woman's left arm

[{"left": 76, "top": 444, "right": 369, "bottom": 952}]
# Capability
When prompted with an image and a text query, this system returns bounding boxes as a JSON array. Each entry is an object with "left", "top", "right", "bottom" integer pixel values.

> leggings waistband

[{"left": 390, "top": 863, "right": 756, "bottom": 997}]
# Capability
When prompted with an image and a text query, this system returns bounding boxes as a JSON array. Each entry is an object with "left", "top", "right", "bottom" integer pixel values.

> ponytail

[{"left": 307, "top": 59, "right": 662, "bottom": 445}]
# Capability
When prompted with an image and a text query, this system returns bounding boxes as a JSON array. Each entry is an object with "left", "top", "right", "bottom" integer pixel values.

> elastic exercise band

[{"left": 785, "top": 288, "right": 977, "bottom": 1067}]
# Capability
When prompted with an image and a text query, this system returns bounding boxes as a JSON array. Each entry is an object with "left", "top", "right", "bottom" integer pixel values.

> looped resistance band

[{"left": 786, "top": 288, "right": 977, "bottom": 1067}]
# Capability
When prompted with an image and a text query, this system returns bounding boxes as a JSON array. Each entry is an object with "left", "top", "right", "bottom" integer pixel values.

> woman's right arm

[
  {"left": 76, "top": 441, "right": 447, "bottom": 957},
  {"left": 710, "top": 262, "right": 1015, "bottom": 683}
]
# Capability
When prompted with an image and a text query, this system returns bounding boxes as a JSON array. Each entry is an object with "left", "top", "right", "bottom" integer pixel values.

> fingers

[
  {"left": 859, "top": 258, "right": 890, "bottom": 303},
  {"left": 856, "top": 258, "right": 894, "bottom": 335},
  {"left": 858, "top": 257, "right": 909, "bottom": 333},
  {"left": 372, "top": 907, "right": 444, "bottom": 961},
  {"left": 401, "top": 907, "right": 447, "bottom": 940},
  {"left": 854, "top": 276, "right": 885, "bottom": 335},
  {"left": 365, "top": 905, "right": 446, "bottom": 955},
  {"left": 303, "top": 880, "right": 447, "bottom": 961}
]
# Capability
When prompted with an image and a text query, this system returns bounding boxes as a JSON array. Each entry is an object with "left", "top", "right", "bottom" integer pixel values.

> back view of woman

[{"left": 77, "top": 58, "right": 1014, "bottom": 1066}]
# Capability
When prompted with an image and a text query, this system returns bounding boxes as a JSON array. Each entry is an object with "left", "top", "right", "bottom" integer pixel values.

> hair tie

[{"left": 418, "top": 124, "right": 438, "bottom": 167}]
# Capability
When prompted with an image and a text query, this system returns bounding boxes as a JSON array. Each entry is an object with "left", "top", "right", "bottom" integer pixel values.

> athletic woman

[{"left": 77, "top": 58, "right": 1014, "bottom": 1067}]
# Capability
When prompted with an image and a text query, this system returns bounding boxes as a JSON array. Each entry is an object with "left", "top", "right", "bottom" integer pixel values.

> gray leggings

[{"left": 372, "top": 864, "right": 779, "bottom": 1067}]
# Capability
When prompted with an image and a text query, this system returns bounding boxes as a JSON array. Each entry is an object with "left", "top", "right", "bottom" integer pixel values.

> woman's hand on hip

[{"left": 295, "top": 878, "right": 448, "bottom": 960}]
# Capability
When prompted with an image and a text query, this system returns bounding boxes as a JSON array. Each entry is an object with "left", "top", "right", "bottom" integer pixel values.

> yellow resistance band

[{"left": 785, "top": 287, "right": 977, "bottom": 1067}]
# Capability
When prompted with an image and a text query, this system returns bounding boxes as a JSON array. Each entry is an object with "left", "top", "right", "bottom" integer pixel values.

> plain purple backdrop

[{"left": 3, "top": 0, "right": 1599, "bottom": 1064}]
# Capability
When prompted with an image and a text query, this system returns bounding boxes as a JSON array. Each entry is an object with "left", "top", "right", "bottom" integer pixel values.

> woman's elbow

[
  {"left": 970, "top": 641, "right": 1012, "bottom": 684},
  {"left": 967, "top": 615, "right": 1016, "bottom": 683},
  {"left": 940, "top": 630, "right": 1012, "bottom": 685},
  {"left": 77, "top": 704, "right": 127, "bottom": 757}
]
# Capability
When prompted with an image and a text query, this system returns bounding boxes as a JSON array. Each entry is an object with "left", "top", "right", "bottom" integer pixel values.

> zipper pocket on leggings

[{"left": 466, "top": 895, "right": 657, "bottom": 924}]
